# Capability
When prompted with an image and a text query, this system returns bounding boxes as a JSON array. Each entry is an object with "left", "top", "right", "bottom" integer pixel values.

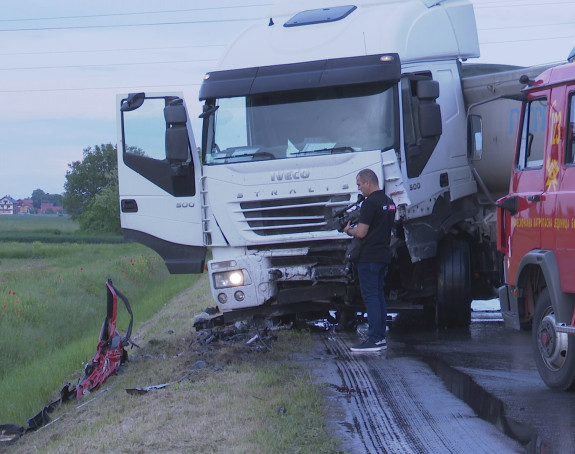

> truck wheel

[
  {"left": 532, "top": 288, "right": 575, "bottom": 390},
  {"left": 436, "top": 238, "right": 471, "bottom": 328},
  {"left": 336, "top": 309, "right": 359, "bottom": 332}
]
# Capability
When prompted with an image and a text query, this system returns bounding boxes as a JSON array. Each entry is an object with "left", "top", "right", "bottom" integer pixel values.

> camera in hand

[
  {"left": 337, "top": 209, "right": 360, "bottom": 232},
  {"left": 331, "top": 194, "right": 365, "bottom": 232}
]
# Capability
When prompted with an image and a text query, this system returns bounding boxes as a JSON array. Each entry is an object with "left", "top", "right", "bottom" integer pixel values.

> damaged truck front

[{"left": 116, "top": 0, "right": 530, "bottom": 326}]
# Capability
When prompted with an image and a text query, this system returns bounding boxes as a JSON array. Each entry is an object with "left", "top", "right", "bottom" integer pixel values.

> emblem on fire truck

[{"left": 545, "top": 157, "right": 559, "bottom": 192}]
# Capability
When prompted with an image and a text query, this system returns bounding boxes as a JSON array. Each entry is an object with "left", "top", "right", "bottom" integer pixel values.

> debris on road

[{"left": 126, "top": 375, "right": 190, "bottom": 395}]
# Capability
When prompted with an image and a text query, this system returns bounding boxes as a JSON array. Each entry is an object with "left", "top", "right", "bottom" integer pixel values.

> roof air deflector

[{"left": 284, "top": 5, "right": 357, "bottom": 27}]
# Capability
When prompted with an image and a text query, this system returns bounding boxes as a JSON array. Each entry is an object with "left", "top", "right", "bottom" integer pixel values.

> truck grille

[{"left": 237, "top": 194, "right": 350, "bottom": 236}]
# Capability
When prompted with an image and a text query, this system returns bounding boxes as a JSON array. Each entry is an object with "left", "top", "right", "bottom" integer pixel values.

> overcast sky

[{"left": 0, "top": 0, "right": 574, "bottom": 200}]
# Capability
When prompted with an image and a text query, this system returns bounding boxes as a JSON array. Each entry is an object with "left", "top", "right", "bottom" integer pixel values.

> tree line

[
  {"left": 29, "top": 144, "right": 120, "bottom": 234},
  {"left": 30, "top": 189, "right": 62, "bottom": 211},
  {"left": 63, "top": 143, "right": 120, "bottom": 234}
]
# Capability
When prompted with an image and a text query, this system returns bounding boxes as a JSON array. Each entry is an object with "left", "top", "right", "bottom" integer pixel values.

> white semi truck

[{"left": 116, "top": 0, "right": 545, "bottom": 327}]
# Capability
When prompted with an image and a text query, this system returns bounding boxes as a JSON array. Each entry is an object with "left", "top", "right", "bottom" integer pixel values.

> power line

[
  {"left": 0, "top": 59, "right": 217, "bottom": 71},
  {"left": 479, "top": 20, "right": 575, "bottom": 31},
  {"left": 473, "top": 0, "right": 575, "bottom": 7},
  {"left": 0, "top": 4, "right": 570, "bottom": 80},
  {"left": 0, "top": 4, "right": 272, "bottom": 23},
  {"left": 0, "top": 44, "right": 225, "bottom": 57},
  {"left": 479, "top": 33, "right": 575, "bottom": 45},
  {"left": 0, "top": 83, "right": 204, "bottom": 94},
  {"left": 0, "top": 17, "right": 264, "bottom": 32}
]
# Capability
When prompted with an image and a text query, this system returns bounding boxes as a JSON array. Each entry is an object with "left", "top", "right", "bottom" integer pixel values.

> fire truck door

[
  {"left": 507, "top": 96, "right": 548, "bottom": 277},
  {"left": 553, "top": 86, "right": 575, "bottom": 293}
]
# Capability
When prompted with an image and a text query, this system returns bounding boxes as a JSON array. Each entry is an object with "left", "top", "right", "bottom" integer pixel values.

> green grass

[
  {"left": 0, "top": 218, "right": 196, "bottom": 425},
  {"left": 0, "top": 215, "right": 122, "bottom": 243},
  {"left": 0, "top": 214, "right": 78, "bottom": 234},
  {"left": 246, "top": 343, "right": 335, "bottom": 453},
  {"left": 0, "top": 217, "right": 341, "bottom": 453}
]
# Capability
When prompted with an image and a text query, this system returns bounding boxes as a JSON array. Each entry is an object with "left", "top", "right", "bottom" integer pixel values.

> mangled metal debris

[
  {"left": 126, "top": 375, "right": 190, "bottom": 395},
  {"left": 193, "top": 317, "right": 289, "bottom": 352}
]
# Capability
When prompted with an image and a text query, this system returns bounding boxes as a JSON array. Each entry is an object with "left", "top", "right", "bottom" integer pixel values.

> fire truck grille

[{"left": 238, "top": 194, "right": 350, "bottom": 236}]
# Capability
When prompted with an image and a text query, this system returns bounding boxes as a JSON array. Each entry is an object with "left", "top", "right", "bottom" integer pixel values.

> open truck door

[{"left": 117, "top": 93, "right": 206, "bottom": 273}]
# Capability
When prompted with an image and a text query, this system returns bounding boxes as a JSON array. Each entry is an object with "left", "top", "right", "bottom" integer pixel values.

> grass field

[
  {"left": 8, "top": 277, "right": 339, "bottom": 453},
  {"left": 0, "top": 214, "right": 122, "bottom": 243},
  {"left": 1, "top": 216, "right": 339, "bottom": 453},
  {"left": 0, "top": 215, "right": 194, "bottom": 424},
  {"left": 0, "top": 214, "right": 79, "bottom": 234}
]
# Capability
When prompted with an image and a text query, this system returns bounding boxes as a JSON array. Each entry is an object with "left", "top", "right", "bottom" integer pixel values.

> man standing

[{"left": 343, "top": 169, "right": 395, "bottom": 352}]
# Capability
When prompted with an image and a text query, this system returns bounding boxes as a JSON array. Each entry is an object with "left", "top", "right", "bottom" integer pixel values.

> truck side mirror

[
  {"left": 417, "top": 80, "right": 442, "bottom": 138},
  {"left": 468, "top": 115, "right": 483, "bottom": 161},
  {"left": 121, "top": 92, "right": 145, "bottom": 112},
  {"left": 164, "top": 100, "right": 190, "bottom": 164},
  {"left": 405, "top": 78, "right": 442, "bottom": 178},
  {"left": 497, "top": 195, "right": 518, "bottom": 216}
]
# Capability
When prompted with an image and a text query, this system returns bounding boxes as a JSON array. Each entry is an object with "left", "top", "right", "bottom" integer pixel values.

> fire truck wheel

[
  {"left": 532, "top": 288, "right": 575, "bottom": 390},
  {"left": 436, "top": 238, "right": 471, "bottom": 328}
]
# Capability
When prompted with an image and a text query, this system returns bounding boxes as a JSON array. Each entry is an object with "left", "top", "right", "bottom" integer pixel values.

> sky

[{"left": 0, "top": 0, "right": 574, "bottom": 200}]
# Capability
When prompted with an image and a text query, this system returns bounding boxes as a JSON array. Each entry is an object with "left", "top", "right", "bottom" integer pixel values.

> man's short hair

[{"left": 357, "top": 168, "right": 379, "bottom": 186}]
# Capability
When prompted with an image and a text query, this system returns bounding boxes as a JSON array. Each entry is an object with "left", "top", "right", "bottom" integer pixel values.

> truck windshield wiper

[
  {"left": 293, "top": 146, "right": 354, "bottom": 155},
  {"left": 227, "top": 153, "right": 255, "bottom": 159},
  {"left": 210, "top": 153, "right": 255, "bottom": 162},
  {"left": 212, "top": 148, "right": 260, "bottom": 160}
]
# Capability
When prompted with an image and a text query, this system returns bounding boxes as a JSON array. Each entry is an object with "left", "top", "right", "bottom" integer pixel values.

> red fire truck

[{"left": 497, "top": 61, "right": 575, "bottom": 390}]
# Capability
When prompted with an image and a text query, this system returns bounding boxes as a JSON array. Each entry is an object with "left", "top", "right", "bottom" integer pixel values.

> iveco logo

[{"left": 271, "top": 169, "right": 310, "bottom": 181}]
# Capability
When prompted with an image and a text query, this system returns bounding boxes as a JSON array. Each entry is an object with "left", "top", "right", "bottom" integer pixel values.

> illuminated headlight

[{"left": 213, "top": 270, "right": 245, "bottom": 289}]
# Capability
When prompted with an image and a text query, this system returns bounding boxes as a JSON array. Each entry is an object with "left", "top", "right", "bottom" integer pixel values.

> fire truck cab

[{"left": 498, "top": 62, "right": 575, "bottom": 390}]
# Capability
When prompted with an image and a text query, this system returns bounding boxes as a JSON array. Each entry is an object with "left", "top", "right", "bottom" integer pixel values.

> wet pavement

[
  {"left": 387, "top": 308, "right": 575, "bottom": 454},
  {"left": 303, "top": 305, "right": 575, "bottom": 453},
  {"left": 302, "top": 329, "right": 525, "bottom": 453}
]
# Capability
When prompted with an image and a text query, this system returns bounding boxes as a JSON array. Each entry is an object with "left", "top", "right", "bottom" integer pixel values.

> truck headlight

[{"left": 213, "top": 270, "right": 245, "bottom": 289}]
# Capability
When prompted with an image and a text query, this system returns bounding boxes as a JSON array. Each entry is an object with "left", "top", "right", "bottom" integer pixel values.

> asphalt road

[
  {"left": 302, "top": 306, "right": 575, "bottom": 454},
  {"left": 390, "top": 308, "right": 575, "bottom": 454}
]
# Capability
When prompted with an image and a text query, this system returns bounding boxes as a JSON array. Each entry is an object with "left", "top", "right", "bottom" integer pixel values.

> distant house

[
  {"left": 40, "top": 202, "right": 63, "bottom": 215},
  {"left": 0, "top": 195, "right": 18, "bottom": 215},
  {"left": 18, "top": 199, "right": 34, "bottom": 214}
]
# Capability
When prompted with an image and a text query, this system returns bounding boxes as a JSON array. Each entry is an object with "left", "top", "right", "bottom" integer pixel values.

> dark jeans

[{"left": 357, "top": 262, "right": 388, "bottom": 341}]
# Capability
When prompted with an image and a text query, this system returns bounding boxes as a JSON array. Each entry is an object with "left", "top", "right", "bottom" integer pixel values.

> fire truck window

[
  {"left": 566, "top": 93, "right": 575, "bottom": 165},
  {"left": 517, "top": 98, "right": 546, "bottom": 170}
]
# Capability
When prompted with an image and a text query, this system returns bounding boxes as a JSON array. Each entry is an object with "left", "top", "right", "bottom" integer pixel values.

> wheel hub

[
  {"left": 537, "top": 313, "right": 568, "bottom": 371},
  {"left": 541, "top": 330, "right": 550, "bottom": 347}
]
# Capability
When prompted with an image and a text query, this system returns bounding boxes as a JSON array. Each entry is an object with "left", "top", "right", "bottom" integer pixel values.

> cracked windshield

[{"left": 204, "top": 83, "right": 396, "bottom": 164}]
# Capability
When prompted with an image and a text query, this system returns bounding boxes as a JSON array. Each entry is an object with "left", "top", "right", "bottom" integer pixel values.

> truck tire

[
  {"left": 436, "top": 238, "right": 471, "bottom": 328},
  {"left": 336, "top": 309, "right": 359, "bottom": 332},
  {"left": 532, "top": 288, "right": 575, "bottom": 390}
]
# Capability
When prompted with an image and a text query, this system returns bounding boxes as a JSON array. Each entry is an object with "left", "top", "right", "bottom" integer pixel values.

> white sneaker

[
  {"left": 350, "top": 339, "right": 385, "bottom": 352},
  {"left": 375, "top": 338, "right": 387, "bottom": 349}
]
